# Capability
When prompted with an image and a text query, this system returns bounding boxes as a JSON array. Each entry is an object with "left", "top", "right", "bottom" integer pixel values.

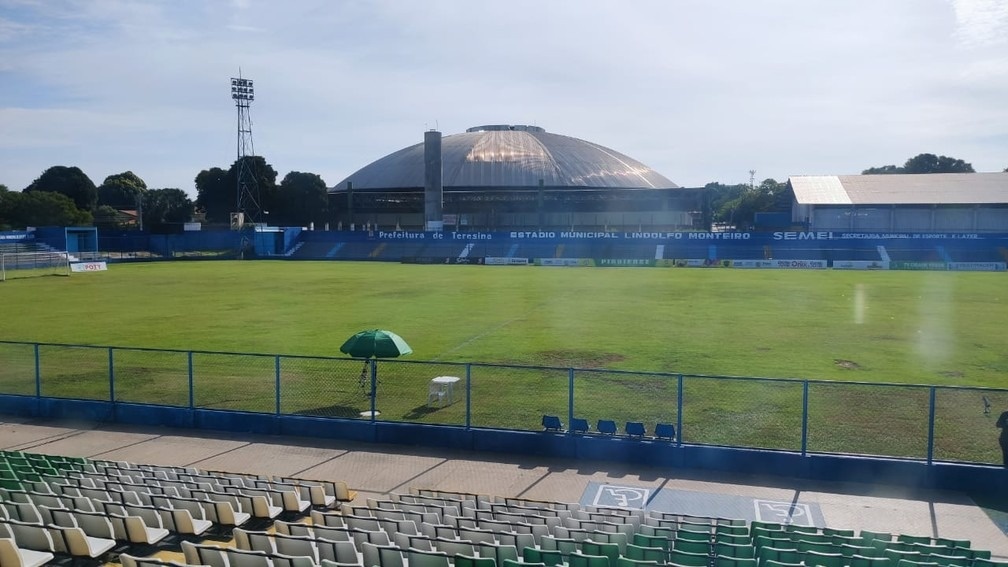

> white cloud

[
  {"left": 951, "top": 0, "right": 1008, "bottom": 48},
  {"left": 1, "top": 0, "right": 1006, "bottom": 195}
]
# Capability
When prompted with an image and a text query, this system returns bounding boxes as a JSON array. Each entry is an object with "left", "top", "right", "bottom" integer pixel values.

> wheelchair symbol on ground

[
  {"left": 591, "top": 484, "right": 650, "bottom": 510},
  {"left": 754, "top": 499, "right": 814, "bottom": 526}
]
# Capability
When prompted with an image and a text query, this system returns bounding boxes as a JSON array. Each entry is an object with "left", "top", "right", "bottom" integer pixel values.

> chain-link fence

[
  {"left": 933, "top": 386, "right": 1007, "bottom": 465},
  {"left": 191, "top": 352, "right": 277, "bottom": 412},
  {"left": 681, "top": 375, "right": 804, "bottom": 450},
  {"left": 1, "top": 340, "right": 1005, "bottom": 465},
  {"left": 806, "top": 382, "right": 930, "bottom": 458},
  {"left": 372, "top": 360, "right": 469, "bottom": 426},
  {"left": 37, "top": 344, "right": 110, "bottom": 400},
  {"left": 278, "top": 355, "right": 364, "bottom": 418},
  {"left": 112, "top": 348, "right": 190, "bottom": 406},
  {"left": 572, "top": 369, "right": 678, "bottom": 436},
  {"left": 469, "top": 363, "right": 569, "bottom": 430},
  {"left": 0, "top": 342, "right": 37, "bottom": 395}
]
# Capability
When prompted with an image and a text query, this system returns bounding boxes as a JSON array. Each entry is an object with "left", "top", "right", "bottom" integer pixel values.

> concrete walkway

[{"left": 1, "top": 416, "right": 1005, "bottom": 558}]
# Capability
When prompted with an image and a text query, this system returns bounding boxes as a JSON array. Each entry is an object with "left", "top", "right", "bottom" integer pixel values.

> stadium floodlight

[{"left": 231, "top": 77, "right": 254, "bottom": 101}]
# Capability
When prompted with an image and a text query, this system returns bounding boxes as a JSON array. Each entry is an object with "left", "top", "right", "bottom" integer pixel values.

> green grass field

[
  {"left": 2, "top": 261, "right": 1006, "bottom": 384},
  {"left": 0, "top": 260, "right": 1005, "bottom": 463}
]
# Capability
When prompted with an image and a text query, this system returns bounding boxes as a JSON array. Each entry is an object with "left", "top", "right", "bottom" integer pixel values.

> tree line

[
  {"left": 0, "top": 157, "right": 330, "bottom": 232},
  {"left": 1, "top": 152, "right": 1002, "bottom": 232}
]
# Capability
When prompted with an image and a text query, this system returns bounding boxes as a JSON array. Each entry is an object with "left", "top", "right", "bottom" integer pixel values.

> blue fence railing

[{"left": 0, "top": 340, "right": 1004, "bottom": 466}]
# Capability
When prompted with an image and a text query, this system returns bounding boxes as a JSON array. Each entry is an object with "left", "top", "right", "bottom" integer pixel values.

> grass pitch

[
  {"left": 2, "top": 260, "right": 1005, "bottom": 385},
  {"left": 0, "top": 260, "right": 1005, "bottom": 463}
]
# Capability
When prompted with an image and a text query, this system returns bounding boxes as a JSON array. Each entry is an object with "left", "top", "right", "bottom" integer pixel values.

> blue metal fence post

[
  {"left": 465, "top": 364, "right": 472, "bottom": 430},
  {"left": 108, "top": 347, "right": 115, "bottom": 402},
  {"left": 568, "top": 368, "right": 575, "bottom": 434},
  {"left": 275, "top": 355, "right": 282, "bottom": 415},
  {"left": 34, "top": 343, "right": 41, "bottom": 398},
  {"left": 801, "top": 380, "right": 809, "bottom": 456},
  {"left": 187, "top": 351, "right": 194, "bottom": 409},
  {"left": 369, "top": 359, "right": 377, "bottom": 422},
  {"left": 927, "top": 386, "right": 936, "bottom": 465},
  {"left": 677, "top": 374, "right": 684, "bottom": 447}
]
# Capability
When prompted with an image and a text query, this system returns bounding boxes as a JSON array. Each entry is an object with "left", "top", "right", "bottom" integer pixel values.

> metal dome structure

[
  {"left": 328, "top": 125, "right": 702, "bottom": 232},
  {"left": 334, "top": 125, "right": 678, "bottom": 191}
]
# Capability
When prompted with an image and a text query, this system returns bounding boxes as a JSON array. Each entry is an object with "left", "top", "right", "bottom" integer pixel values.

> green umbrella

[{"left": 340, "top": 329, "right": 413, "bottom": 359}]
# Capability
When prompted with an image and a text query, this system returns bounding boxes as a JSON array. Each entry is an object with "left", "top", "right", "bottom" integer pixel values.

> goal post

[{"left": 0, "top": 250, "right": 72, "bottom": 281}]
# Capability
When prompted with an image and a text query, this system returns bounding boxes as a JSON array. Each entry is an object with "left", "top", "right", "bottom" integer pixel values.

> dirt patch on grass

[
  {"left": 536, "top": 350, "right": 626, "bottom": 369},
  {"left": 938, "top": 370, "right": 964, "bottom": 379},
  {"left": 834, "top": 359, "right": 863, "bottom": 370}
]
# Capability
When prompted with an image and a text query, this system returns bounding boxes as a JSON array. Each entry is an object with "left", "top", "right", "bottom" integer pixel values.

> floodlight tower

[{"left": 231, "top": 73, "right": 261, "bottom": 228}]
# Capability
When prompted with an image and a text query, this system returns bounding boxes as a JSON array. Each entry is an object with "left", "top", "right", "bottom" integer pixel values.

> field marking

[{"left": 431, "top": 312, "right": 536, "bottom": 360}]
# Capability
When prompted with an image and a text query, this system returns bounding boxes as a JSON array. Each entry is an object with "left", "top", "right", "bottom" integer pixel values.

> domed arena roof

[{"left": 334, "top": 125, "right": 678, "bottom": 191}]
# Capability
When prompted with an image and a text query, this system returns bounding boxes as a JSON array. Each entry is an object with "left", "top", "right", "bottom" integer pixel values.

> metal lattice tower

[{"left": 231, "top": 74, "right": 261, "bottom": 228}]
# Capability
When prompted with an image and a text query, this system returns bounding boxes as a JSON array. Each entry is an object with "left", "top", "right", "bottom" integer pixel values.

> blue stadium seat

[
  {"left": 597, "top": 420, "right": 617, "bottom": 435},
  {"left": 570, "top": 418, "right": 590, "bottom": 434},
  {"left": 655, "top": 423, "right": 676, "bottom": 441},
  {"left": 542, "top": 415, "right": 563, "bottom": 432},
  {"left": 625, "top": 422, "right": 646, "bottom": 438}
]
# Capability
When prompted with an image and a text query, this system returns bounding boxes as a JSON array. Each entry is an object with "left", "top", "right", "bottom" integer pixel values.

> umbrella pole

[{"left": 359, "top": 360, "right": 369, "bottom": 394}]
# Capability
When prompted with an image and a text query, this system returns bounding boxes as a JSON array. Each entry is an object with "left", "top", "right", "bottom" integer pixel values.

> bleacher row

[
  {"left": 1, "top": 449, "right": 1004, "bottom": 567},
  {"left": 288, "top": 235, "right": 1008, "bottom": 264}
]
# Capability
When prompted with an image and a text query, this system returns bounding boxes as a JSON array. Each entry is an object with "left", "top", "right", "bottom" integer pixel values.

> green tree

[
  {"left": 24, "top": 166, "right": 98, "bottom": 211},
  {"left": 142, "top": 188, "right": 193, "bottom": 233},
  {"left": 97, "top": 171, "right": 148, "bottom": 209},
  {"left": 274, "top": 171, "right": 329, "bottom": 226},
  {"left": 704, "top": 182, "right": 752, "bottom": 227},
  {"left": 862, "top": 153, "right": 975, "bottom": 174},
  {"left": 194, "top": 167, "right": 230, "bottom": 223},
  {"left": 0, "top": 190, "right": 92, "bottom": 229},
  {"left": 862, "top": 164, "right": 901, "bottom": 175},
  {"left": 903, "top": 153, "right": 974, "bottom": 173},
  {"left": 195, "top": 156, "right": 278, "bottom": 224}
]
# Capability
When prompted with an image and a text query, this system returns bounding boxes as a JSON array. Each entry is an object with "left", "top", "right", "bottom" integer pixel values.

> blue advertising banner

[{"left": 304, "top": 229, "right": 1003, "bottom": 243}]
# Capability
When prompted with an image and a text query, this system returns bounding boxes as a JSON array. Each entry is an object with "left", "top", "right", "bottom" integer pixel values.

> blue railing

[{"left": 0, "top": 340, "right": 1004, "bottom": 466}]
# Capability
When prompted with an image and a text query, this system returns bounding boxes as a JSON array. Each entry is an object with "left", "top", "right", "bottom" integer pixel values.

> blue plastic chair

[
  {"left": 625, "top": 422, "right": 646, "bottom": 437},
  {"left": 655, "top": 423, "right": 677, "bottom": 441},
  {"left": 596, "top": 420, "right": 617, "bottom": 435},
  {"left": 570, "top": 418, "right": 590, "bottom": 434},
  {"left": 542, "top": 415, "right": 563, "bottom": 432}
]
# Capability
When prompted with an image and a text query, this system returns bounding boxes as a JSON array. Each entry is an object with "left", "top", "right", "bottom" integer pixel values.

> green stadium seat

[
  {"left": 624, "top": 543, "right": 666, "bottom": 563},
  {"left": 803, "top": 550, "right": 844, "bottom": 567},
  {"left": 713, "top": 557, "right": 757, "bottom": 567},
  {"left": 848, "top": 554, "right": 892, "bottom": 567},
  {"left": 672, "top": 539, "right": 710, "bottom": 555},
  {"left": 668, "top": 549, "right": 709, "bottom": 567},
  {"left": 568, "top": 553, "right": 609, "bottom": 567},
  {"left": 714, "top": 542, "right": 754, "bottom": 559}
]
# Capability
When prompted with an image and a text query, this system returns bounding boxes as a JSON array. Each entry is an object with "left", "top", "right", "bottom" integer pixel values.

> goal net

[{"left": 0, "top": 251, "right": 72, "bottom": 281}]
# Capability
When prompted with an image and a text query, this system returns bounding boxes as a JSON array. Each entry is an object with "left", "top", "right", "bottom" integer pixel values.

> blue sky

[{"left": 1, "top": 0, "right": 1006, "bottom": 196}]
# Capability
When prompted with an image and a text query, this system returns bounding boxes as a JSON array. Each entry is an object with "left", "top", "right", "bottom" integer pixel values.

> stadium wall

[
  {"left": 0, "top": 394, "right": 1003, "bottom": 495},
  {"left": 289, "top": 229, "right": 1008, "bottom": 269},
  {"left": 0, "top": 340, "right": 1005, "bottom": 495}
]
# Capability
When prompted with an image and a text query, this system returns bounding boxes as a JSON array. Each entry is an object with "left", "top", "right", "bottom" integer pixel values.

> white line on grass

[{"left": 431, "top": 313, "right": 532, "bottom": 361}]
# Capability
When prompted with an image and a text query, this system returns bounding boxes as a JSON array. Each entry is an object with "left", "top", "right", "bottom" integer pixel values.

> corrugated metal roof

[
  {"left": 333, "top": 126, "right": 678, "bottom": 191},
  {"left": 790, "top": 173, "right": 1008, "bottom": 205},
  {"left": 788, "top": 176, "right": 851, "bottom": 204}
]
